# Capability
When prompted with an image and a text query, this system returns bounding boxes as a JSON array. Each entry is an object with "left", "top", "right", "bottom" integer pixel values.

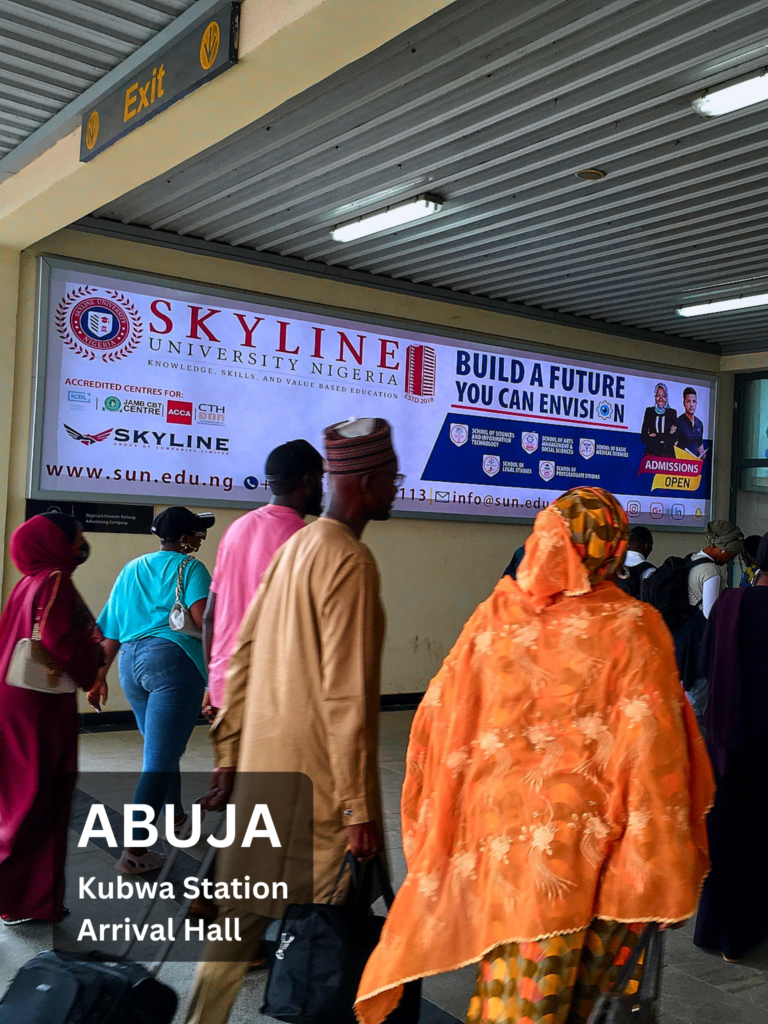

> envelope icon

[{"left": 434, "top": 490, "right": 451, "bottom": 502}]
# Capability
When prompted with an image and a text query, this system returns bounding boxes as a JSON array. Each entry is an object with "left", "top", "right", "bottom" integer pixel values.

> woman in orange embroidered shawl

[{"left": 356, "top": 487, "right": 714, "bottom": 1024}]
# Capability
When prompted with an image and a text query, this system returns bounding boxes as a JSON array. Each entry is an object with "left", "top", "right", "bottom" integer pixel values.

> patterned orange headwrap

[{"left": 516, "top": 487, "right": 628, "bottom": 611}]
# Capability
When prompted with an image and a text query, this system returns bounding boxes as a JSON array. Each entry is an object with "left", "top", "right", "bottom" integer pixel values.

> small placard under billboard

[{"left": 32, "top": 259, "right": 715, "bottom": 527}]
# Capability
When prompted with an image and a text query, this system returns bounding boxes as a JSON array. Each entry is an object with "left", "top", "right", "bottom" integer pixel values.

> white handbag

[
  {"left": 169, "top": 555, "right": 202, "bottom": 639},
  {"left": 6, "top": 572, "right": 77, "bottom": 694}
]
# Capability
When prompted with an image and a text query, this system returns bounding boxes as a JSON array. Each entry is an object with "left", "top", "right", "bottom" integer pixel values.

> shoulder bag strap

[
  {"left": 602, "top": 923, "right": 661, "bottom": 1000},
  {"left": 32, "top": 571, "right": 62, "bottom": 642},
  {"left": 175, "top": 555, "right": 194, "bottom": 603}
]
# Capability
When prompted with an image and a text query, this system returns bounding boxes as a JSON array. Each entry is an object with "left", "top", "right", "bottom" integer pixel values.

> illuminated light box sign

[{"left": 33, "top": 260, "right": 715, "bottom": 526}]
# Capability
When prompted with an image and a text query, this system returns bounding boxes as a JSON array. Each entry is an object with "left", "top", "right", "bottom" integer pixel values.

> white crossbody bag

[
  {"left": 169, "top": 555, "right": 202, "bottom": 639},
  {"left": 7, "top": 572, "right": 77, "bottom": 694}
]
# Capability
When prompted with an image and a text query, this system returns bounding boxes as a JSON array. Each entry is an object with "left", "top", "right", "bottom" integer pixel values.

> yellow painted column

[{"left": 0, "top": 246, "right": 20, "bottom": 594}]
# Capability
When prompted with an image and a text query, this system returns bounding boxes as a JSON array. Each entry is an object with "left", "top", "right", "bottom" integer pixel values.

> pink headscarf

[{"left": 0, "top": 516, "right": 100, "bottom": 689}]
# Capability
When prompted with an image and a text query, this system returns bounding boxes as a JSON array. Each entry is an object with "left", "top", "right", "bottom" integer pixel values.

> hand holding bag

[
  {"left": 586, "top": 923, "right": 663, "bottom": 1024},
  {"left": 6, "top": 572, "right": 77, "bottom": 695},
  {"left": 168, "top": 555, "right": 202, "bottom": 639}
]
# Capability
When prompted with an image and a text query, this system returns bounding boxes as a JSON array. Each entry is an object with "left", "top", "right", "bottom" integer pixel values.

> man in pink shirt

[{"left": 202, "top": 439, "right": 324, "bottom": 718}]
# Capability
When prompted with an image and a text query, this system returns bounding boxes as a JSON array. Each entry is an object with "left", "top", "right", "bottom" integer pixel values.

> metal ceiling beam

[{"left": 73, "top": 214, "right": 717, "bottom": 354}]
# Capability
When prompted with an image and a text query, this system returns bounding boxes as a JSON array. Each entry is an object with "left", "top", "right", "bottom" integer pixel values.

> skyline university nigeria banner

[{"left": 35, "top": 261, "right": 714, "bottom": 526}]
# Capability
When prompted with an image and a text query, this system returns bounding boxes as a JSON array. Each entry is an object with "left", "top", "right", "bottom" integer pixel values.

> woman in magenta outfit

[{"left": 0, "top": 514, "right": 104, "bottom": 925}]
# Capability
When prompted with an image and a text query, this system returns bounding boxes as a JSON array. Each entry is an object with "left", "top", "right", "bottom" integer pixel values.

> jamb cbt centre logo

[{"left": 56, "top": 286, "right": 142, "bottom": 363}]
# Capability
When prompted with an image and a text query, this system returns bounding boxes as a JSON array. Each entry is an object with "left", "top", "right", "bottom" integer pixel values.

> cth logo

[
  {"left": 200, "top": 20, "right": 221, "bottom": 70},
  {"left": 167, "top": 400, "right": 193, "bottom": 425},
  {"left": 56, "top": 287, "right": 142, "bottom": 363},
  {"left": 405, "top": 344, "right": 436, "bottom": 398}
]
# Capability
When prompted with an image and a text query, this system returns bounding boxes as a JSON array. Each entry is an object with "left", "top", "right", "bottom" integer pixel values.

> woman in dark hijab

[
  {"left": 0, "top": 514, "right": 104, "bottom": 925},
  {"left": 694, "top": 531, "right": 768, "bottom": 961}
]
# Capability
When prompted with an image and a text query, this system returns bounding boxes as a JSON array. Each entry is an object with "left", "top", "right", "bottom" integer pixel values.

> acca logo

[
  {"left": 56, "top": 286, "right": 141, "bottom": 363},
  {"left": 167, "top": 401, "right": 193, "bottom": 425}
]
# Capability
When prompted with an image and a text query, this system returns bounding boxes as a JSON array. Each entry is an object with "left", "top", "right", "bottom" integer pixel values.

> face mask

[{"left": 75, "top": 539, "right": 91, "bottom": 565}]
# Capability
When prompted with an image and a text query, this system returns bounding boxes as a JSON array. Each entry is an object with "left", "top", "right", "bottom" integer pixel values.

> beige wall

[{"left": 4, "top": 229, "right": 729, "bottom": 710}]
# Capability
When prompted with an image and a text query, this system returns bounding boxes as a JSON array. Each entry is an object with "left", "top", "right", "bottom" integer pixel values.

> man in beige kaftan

[{"left": 186, "top": 418, "right": 399, "bottom": 1024}]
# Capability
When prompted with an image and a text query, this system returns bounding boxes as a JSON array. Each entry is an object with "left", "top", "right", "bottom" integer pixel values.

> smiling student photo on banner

[{"left": 640, "top": 382, "right": 678, "bottom": 456}]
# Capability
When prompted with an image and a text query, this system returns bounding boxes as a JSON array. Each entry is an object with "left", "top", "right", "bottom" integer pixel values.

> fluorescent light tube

[
  {"left": 676, "top": 294, "right": 768, "bottom": 317},
  {"left": 331, "top": 194, "right": 443, "bottom": 242},
  {"left": 692, "top": 71, "right": 768, "bottom": 117}
]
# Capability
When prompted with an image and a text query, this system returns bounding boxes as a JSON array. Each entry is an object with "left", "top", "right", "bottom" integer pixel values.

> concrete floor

[{"left": 2, "top": 711, "right": 768, "bottom": 1023}]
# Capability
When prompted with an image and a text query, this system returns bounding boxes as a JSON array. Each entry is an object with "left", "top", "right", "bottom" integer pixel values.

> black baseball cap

[{"left": 151, "top": 507, "right": 215, "bottom": 541}]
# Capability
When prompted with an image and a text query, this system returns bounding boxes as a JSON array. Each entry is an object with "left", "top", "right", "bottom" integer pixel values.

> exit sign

[{"left": 80, "top": 2, "right": 240, "bottom": 162}]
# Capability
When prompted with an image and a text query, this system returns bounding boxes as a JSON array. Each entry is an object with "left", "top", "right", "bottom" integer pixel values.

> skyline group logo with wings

[
  {"left": 64, "top": 424, "right": 114, "bottom": 446},
  {"left": 56, "top": 286, "right": 142, "bottom": 363}
]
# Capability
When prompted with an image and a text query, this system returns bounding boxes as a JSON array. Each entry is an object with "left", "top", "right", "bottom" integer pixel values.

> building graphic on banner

[{"left": 405, "top": 344, "right": 436, "bottom": 399}]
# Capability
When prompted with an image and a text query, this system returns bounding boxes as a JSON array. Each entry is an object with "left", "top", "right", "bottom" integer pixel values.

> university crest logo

[
  {"left": 482, "top": 454, "right": 500, "bottom": 477},
  {"left": 450, "top": 423, "right": 469, "bottom": 447},
  {"left": 521, "top": 431, "right": 539, "bottom": 454},
  {"left": 56, "top": 286, "right": 142, "bottom": 363},
  {"left": 538, "top": 460, "right": 555, "bottom": 482},
  {"left": 579, "top": 438, "right": 596, "bottom": 460}
]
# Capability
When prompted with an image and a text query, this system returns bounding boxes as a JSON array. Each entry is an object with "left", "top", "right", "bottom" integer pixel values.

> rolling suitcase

[{"left": 0, "top": 804, "right": 217, "bottom": 1024}]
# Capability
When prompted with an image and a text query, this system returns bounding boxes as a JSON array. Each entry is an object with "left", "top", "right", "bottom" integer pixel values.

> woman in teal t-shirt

[{"left": 95, "top": 506, "right": 214, "bottom": 875}]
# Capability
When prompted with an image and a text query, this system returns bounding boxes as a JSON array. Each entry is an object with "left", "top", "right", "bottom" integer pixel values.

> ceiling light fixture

[
  {"left": 692, "top": 69, "right": 768, "bottom": 117},
  {"left": 676, "top": 294, "right": 768, "bottom": 317},
  {"left": 574, "top": 168, "right": 606, "bottom": 180},
  {"left": 331, "top": 194, "right": 443, "bottom": 242}
]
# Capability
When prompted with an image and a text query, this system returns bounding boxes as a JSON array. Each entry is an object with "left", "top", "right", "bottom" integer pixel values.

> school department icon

[
  {"left": 450, "top": 423, "right": 469, "bottom": 447},
  {"left": 521, "top": 431, "right": 539, "bottom": 454},
  {"left": 539, "top": 460, "right": 555, "bottom": 482},
  {"left": 579, "top": 438, "right": 596, "bottom": 460},
  {"left": 56, "top": 286, "right": 142, "bottom": 363},
  {"left": 482, "top": 454, "right": 500, "bottom": 477}
]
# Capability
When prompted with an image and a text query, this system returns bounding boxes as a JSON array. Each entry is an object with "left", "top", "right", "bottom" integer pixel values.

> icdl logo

[
  {"left": 56, "top": 286, "right": 142, "bottom": 363},
  {"left": 597, "top": 401, "right": 613, "bottom": 420}
]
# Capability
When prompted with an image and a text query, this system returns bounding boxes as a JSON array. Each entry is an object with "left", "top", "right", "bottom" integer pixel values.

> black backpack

[
  {"left": 616, "top": 560, "right": 654, "bottom": 599},
  {"left": 640, "top": 553, "right": 697, "bottom": 632}
]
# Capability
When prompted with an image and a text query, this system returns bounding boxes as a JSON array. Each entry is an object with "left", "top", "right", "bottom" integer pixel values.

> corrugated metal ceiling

[
  {"left": 0, "top": 0, "right": 200, "bottom": 160},
  {"left": 91, "top": 0, "right": 768, "bottom": 353}
]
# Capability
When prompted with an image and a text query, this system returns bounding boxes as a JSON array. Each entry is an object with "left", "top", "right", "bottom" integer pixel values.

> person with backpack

[
  {"left": 616, "top": 525, "right": 655, "bottom": 598},
  {"left": 642, "top": 519, "right": 743, "bottom": 720}
]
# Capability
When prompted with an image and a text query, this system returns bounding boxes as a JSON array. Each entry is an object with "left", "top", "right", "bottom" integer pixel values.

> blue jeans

[{"left": 119, "top": 637, "right": 205, "bottom": 828}]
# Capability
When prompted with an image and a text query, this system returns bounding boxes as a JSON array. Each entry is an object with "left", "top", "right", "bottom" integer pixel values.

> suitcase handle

[{"left": 118, "top": 799, "right": 226, "bottom": 976}]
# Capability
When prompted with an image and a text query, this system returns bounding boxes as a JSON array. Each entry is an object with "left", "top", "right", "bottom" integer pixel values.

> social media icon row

[{"left": 625, "top": 501, "right": 704, "bottom": 520}]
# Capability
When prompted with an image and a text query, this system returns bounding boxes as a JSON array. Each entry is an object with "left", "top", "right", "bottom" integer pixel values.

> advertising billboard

[{"left": 32, "top": 260, "right": 715, "bottom": 526}]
